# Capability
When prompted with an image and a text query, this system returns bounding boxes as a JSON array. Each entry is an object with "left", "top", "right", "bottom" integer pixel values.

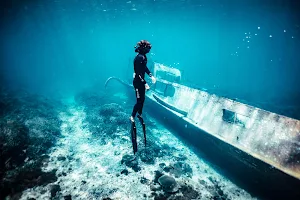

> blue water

[
  {"left": 1, "top": 0, "right": 300, "bottom": 118},
  {"left": 1, "top": 0, "right": 300, "bottom": 199}
]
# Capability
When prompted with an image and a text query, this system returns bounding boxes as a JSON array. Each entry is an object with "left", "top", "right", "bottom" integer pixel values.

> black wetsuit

[{"left": 131, "top": 53, "right": 153, "bottom": 117}]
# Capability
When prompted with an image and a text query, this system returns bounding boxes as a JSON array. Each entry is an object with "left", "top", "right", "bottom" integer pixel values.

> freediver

[{"left": 129, "top": 40, "right": 156, "bottom": 155}]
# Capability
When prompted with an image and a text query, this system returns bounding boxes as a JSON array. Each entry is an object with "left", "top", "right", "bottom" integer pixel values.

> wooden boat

[{"left": 105, "top": 62, "right": 300, "bottom": 199}]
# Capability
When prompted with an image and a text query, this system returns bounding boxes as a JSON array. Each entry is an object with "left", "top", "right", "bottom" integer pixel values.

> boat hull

[
  {"left": 145, "top": 91, "right": 300, "bottom": 199},
  {"left": 105, "top": 76, "right": 300, "bottom": 199}
]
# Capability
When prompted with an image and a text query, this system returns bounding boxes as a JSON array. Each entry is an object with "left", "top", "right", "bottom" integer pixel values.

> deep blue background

[{"left": 1, "top": 0, "right": 299, "bottom": 118}]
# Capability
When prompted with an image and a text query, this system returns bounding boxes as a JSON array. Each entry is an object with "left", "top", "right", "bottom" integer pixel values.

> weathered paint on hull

[
  {"left": 105, "top": 77, "right": 300, "bottom": 199},
  {"left": 144, "top": 89, "right": 300, "bottom": 199},
  {"left": 150, "top": 79, "right": 300, "bottom": 181}
]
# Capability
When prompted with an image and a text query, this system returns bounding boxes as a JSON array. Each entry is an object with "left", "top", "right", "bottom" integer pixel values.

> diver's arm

[
  {"left": 145, "top": 66, "right": 156, "bottom": 84},
  {"left": 132, "top": 73, "right": 146, "bottom": 84},
  {"left": 145, "top": 66, "right": 153, "bottom": 77},
  {"left": 138, "top": 74, "right": 147, "bottom": 84},
  {"left": 133, "top": 67, "right": 147, "bottom": 84}
]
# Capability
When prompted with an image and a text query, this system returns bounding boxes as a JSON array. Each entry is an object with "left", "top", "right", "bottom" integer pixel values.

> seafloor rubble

[
  {"left": 17, "top": 89, "right": 256, "bottom": 200},
  {"left": 0, "top": 88, "right": 64, "bottom": 199},
  {"left": 0, "top": 85, "right": 257, "bottom": 200}
]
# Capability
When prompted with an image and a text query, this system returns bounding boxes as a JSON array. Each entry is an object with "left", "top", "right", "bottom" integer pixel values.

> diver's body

[
  {"left": 129, "top": 40, "right": 156, "bottom": 155},
  {"left": 130, "top": 40, "right": 156, "bottom": 122}
]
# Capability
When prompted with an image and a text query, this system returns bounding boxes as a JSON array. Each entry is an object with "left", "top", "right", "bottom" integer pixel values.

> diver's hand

[
  {"left": 145, "top": 83, "right": 150, "bottom": 90},
  {"left": 151, "top": 76, "right": 156, "bottom": 84}
]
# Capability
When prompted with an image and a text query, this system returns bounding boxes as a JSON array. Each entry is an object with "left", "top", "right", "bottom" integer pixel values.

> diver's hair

[{"left": 135, "top": 40, "right": 152, "bottom": 53}]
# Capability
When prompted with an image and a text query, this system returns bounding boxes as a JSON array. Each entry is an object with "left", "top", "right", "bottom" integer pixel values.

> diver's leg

[
  {"left": 132, "top": 84, "right": 144, "bottom": 118},
  {"left": 130, "top": 83, "right": 143, "bottom": 154},
  {"left": 137, "top": 84, "right": 146, "bottom": 116},
  {"left": 131, "top": 85, "right": 141, "bottom": 122}
]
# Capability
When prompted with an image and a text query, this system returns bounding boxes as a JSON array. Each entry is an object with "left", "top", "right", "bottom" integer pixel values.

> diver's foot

[{"left": 130, "top": 116, "right": 135, "bottom": 123}]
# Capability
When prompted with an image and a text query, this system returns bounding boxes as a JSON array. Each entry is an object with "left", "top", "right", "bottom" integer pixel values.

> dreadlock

[{"left": 135, "top": 40, "right": 152, "bottom": 53}]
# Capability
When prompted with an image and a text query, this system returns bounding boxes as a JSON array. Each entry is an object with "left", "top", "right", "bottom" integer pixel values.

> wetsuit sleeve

[{"left": 145, "top": 66, "right": 153, "bottom": 77}]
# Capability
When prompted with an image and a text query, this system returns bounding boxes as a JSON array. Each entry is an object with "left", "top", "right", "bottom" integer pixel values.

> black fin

[
  {"left": 130, "top": 121, "right": 137, "bottom": 154},
  {"left": 137, "top": 115, "right": 146, "bottom": 146}
]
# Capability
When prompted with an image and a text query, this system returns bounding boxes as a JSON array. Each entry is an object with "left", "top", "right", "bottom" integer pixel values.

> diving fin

[
  {"left": 130, "top": 121, "right": 138, "bottom": 154},
  {"left": 137, "top": 115, "right": 147, "bottom": 146}
]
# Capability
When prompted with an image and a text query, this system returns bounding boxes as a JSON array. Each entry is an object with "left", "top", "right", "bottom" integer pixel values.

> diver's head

[{"left": 134, "top": 40, "right": 152, "bottom": 54}]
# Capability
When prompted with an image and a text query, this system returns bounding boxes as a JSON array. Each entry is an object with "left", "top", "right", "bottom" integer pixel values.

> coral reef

[
  {"left": 9, "top": 89, "right": 256, "bottom": 200},
  {"left": 0, "top": 89, "right": 62, "bottom": 199}
]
